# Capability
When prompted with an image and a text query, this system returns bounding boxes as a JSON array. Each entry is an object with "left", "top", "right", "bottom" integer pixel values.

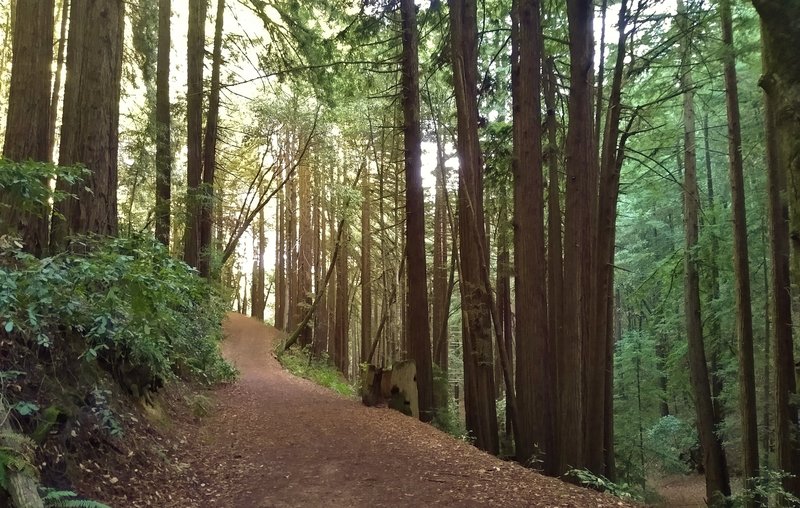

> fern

[{"left": 39, "top": 488, "right": 111, "bottom": 508}]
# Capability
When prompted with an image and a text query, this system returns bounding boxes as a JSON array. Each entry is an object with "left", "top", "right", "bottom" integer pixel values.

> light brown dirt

[{"left": 161, "top": 313, "right": 634, "bottom": 507}]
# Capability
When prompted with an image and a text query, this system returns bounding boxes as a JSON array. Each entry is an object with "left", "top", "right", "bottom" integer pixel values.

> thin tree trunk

[
  {"left": 361, "top": 165, "right": 372, "bottom": 364},
  {"left": 431, "top": 117, "right": 449, "bottom": 374},
  {"left": 275, "top": 184, "right": 286, "bottom": 329},
  {"left": 199, "top": 0, "right": 224, "bottom": 277},
  {"left": 183, "top": 0, "right": 206, "bottom": 268},
  {"left": 720, "top": 0, "right": 759, "bottom": 497},
  {"left": 593, "top": 0, "right": 630, "bottom": 478},
  {"left": 703, "top": 115, "right": 725, "bottom": 419},
  {"left": 544, "top": 56, "right": 564, "bottom": 471},
  {"left": 297, "top": 156, "right": 312, "bottom": 346},
  {"left": 48, "top": 0, "right": 69, "bottom": 161},
  {"left": 679, "top": 2, "right": 731, "bottom": 500},
  {"left": 401, "top": 0, "right": 434, "bottom": 423},
  {"left": 155, "top": 0, "right": 172, "bottom": 246}
]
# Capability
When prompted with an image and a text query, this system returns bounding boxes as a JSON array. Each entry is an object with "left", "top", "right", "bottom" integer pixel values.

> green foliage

[
  {"left": 567, "top": 468, "right": 643, "bottom": 503},
  {"left": 279, "top": 347, "right": 355, "bottom": 397},
  {"left": 731, "top": 470, "right": 800, "bottom": 507},
  {"left": 0, "top": 234, "right": 236, "bottom": 387},
  {"left": 39, "top": 488, "right": 111, "bottom": 508},
  {"left": 645, "top": 415, "right": 697, "bottom": 474},
  {"left": 0, "top": 159, "right": 88, "bottom": 216}
]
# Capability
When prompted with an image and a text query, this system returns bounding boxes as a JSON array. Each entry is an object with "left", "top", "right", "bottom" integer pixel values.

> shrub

[
  {"left": 0, "top": 234, "right": 236, "bottom": 390},
  {"left": 279, "top": 347, "right": 355, "bottom": 397}
]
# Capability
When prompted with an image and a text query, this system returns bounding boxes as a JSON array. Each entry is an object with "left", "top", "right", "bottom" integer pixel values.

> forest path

[{"left": 172, "top": 313, "right": 630, "bottom": 507}]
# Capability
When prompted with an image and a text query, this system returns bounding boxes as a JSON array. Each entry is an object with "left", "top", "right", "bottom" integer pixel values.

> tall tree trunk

[
  {"left": 333, "top": 222, "right": 350, "bottom": 376},
  {"left": 678, "top": 2, "right": 731, "bottom": 501},
  {"left": 703, "top": 115, "right": 725, "bottom": 419},
  {"left": 401, "top": 0, "right": 434, "bottom": 423},
  {"left": 155, "top": 0, "right": 172, "bottom": 246},
  {"left": 720, "top": 0, "right": 759, "bottom": 498},
  {"left": 313, "top": 178, "right": 329, "bottom": 358},
  {"left": 275, "top": 185, "right": 286, "bottom": 329},
  {"left": 297, "top": 157, "right": 312, "bottom": 346},
  {"left": 496, "top": 202, "right": 514, "bottom": 435},
  {"left": 511, "top": 0, "right": 553, "bottom": 472},
  {"left": 48, "top": 0, "right": 69, "bottom": 161},
  {"left": 288, "top": 164, "right": 298, "bottom": 330},
  {"left": 361, "top": 166, "right": 372, "bottom": 364},
  {"left": 544, "top": 56, "right": 564, "bottom": 472},
  {"left": 593, "top": 0, "right": 630, "bottom": 478},
  {"left": 51, "top": 0, "right": 124, "bottom": 250},
  {"left": 432, "top": 121, "right": 449, "bottom": 374},
  {"left": 756, "top": 6, "right": 800, "bottom": 496},
  {"left": 1, "top": 0, "right": 54, "bottom": 257},
  {"left": 199, "top": 0, "right": 224, "bottom": 277},
  {"left": 183, "top": 0, "right": 206, "bottom": 268},
  {"left": 448, "top": 0, "right": 499, "bottom": 455},
  {"left": 252, "top": 209, "right": 266, "bottom": 320},
  {"left": 561, "top": 0, "right": 594, "bottom": 474}
]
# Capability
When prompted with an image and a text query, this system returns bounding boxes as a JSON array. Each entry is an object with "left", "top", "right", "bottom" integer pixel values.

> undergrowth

[
  {"left": 0, "top": 161, "right": 237, "bottom": 503},
  {"left": 278, "top": 347, "right": 356, "bottom": 398},
  {"left": 1, "top": 234, "right": 236, "bottom": 388}
]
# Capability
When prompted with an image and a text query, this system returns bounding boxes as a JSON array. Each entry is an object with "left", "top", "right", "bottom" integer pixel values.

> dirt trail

[{"left": 169, "top": 313, "right": 630, "bottom": 507}]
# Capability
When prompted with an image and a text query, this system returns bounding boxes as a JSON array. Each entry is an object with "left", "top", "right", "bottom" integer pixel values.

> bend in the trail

[{"left": 173, "top": 313, "right": 630, "bottom": 507}]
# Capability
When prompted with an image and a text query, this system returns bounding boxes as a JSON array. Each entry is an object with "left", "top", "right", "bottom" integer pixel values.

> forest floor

[{"left": 101, "top": 313, "right": 635, "bottom": 507}]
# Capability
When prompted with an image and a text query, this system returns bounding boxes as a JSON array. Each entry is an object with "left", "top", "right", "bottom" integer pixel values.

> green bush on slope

[{"left": 0, "top": 234, "right": 236, "bottom": 389}]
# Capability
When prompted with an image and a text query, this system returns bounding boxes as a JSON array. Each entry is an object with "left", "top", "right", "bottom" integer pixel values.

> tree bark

[
  {"left": 448, "top": 0, "right": 499, "bottom": 455},
  {"left": 2, "top": 0, "right": 54, "bottom": 257},
  {"left": 401, "top": 0, "right": 434, "bottom": 423},
  {"left": 48, "top": 0, "right": 69, "bottom": 162},
  {"left": 755, "top": 2, "right": 800, "bottom": 496},
  {"left": 511, "top": 0, "right": 554, "bottom": 472},
  {"left": 155, "top": 0, "right": 172, "bottom": 246},
  {"left": 719, "top": 0, "right": 759, "bottom": 499},
  {"left": 361, "top": 167, "right": 372, "bottom": 364},
  {"left": 198, "top": 0, "right": 224, "bottom": 277},
  {"left": 297, "top": 157, "right": 313, "bottom": 346},
  {"left": 593, "top": 0, "right": 629, "bottom": 478},
  {"left": 678, "top": 2, "right": 731, "bottom": 501},
  {"left": 183, "top": 0, "right": 206, "bottom": 268},
  {"left": 51, "top": 0, "right": 124, "bottom": 250},
  {"left": 560, "top": 0, "right": 594, "bottom": 474},
  {"left": 543, "top": 55, "right": 564, "bottom": 474}
]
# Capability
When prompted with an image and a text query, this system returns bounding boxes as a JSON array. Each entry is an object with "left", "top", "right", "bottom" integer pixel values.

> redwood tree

[
  {"left": 753, "top": 0, "right": 800, "bottom": 498},
  {"left": 1, "top": 0, "right": 54, "bottom": 256},
  {"left": 678, "top": 2, "right": 731, "bottom": 501},
  {"left": 154, "top": 0, "right": 171, "bottom": 246},
  {"left": 401, "top": 0, "right": 434, "bottom": 423},
  {"left": 511, "top": 0, "right": 554, "bottom": 472},
  {"left": 183, "top": 0, "right": 206, "bottom": 268},
  {"left": 448, "top": 0, "right": 499, "bottom": 455},
  {"left": 51, "top": 0, "right": 125, "bottom": 249},
  {"left": 720, "top": 0, "right": 759, "bottom": 498}
]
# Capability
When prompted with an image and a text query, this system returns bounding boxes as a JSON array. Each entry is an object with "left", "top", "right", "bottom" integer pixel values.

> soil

[{"left": 82, "top": 313, "right": 636, "bottom": 507}]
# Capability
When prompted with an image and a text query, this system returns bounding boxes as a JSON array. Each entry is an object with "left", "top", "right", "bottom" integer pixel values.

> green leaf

[{"left": 13, "top": 401, "right": 40, "bottom": 416}]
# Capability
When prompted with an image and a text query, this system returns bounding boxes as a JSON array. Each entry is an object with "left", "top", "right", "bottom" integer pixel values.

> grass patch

[{"left": 278, "top": 347, "right": 356, "bottom": 398}]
